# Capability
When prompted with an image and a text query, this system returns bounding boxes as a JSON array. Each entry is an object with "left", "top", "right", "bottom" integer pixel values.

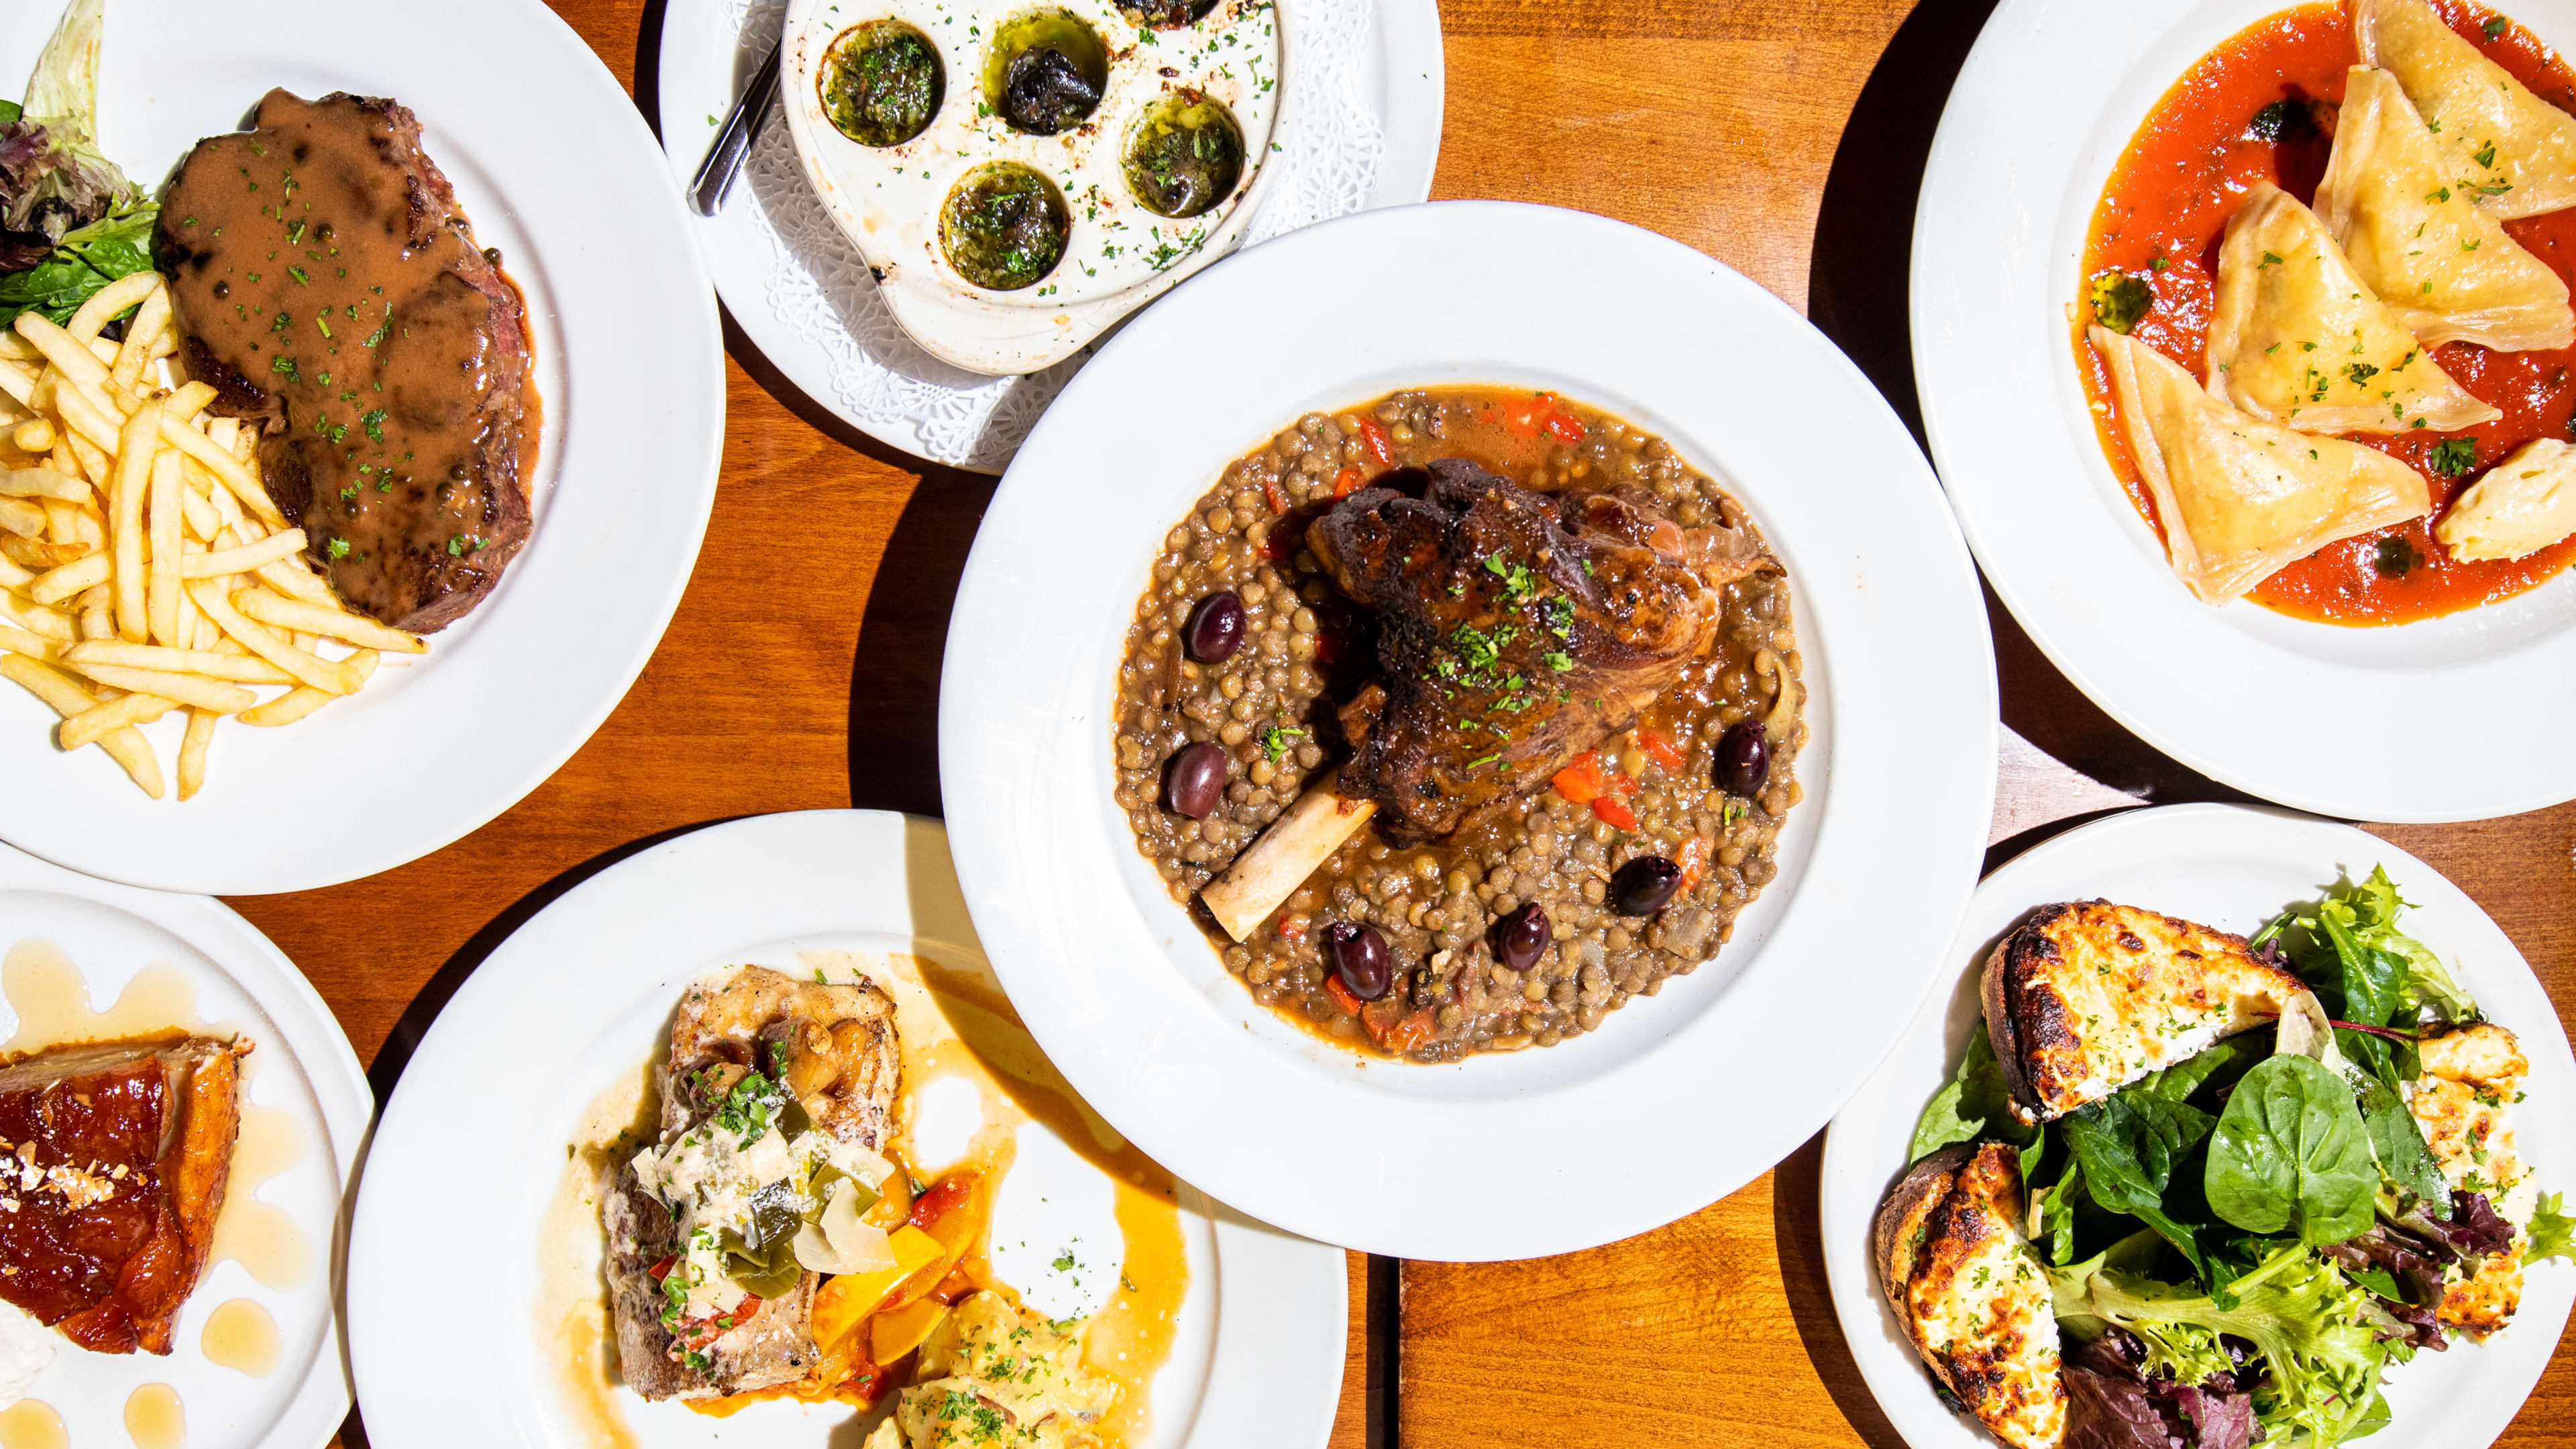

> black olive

[
  {"left": 1611, "top": 856, "right": 1682, "bottom": 916},
  {"left": 1715, "top": 720, "right": 1770, "bottom": 798},
  {"left": 1183, "top": 591, "right": 1245, "bottom": 663},
  {"left": 1496, "top": 903, "right": 1549, "bottom": 971},
  {"left": 1163, "top": 741, "right": 1226, "bottom": 818},
  {"left": 1324, "top": 922, "right": 1391, "bottom": 1001},
  {"left": 1001, "top": 46, "right": 1102, "bottom": 135}
]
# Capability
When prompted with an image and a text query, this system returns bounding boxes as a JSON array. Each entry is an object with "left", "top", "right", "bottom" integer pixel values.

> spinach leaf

[
  {"left": 2355, "top": 1071, "right": 2449, "bottom": 1209},
  {"left": 2063, "top": 1090, "right": 2217, "bottom": 1281},
  {"left": 1909, "top": 1024, "right": 2034, "bottom": 1163},
  {"left": 2315, "top": 910, "right": 2411, "bottom": 1083},
  {"left": 2205, "top": 1055, "right": 2377, "bottom": 1245}
]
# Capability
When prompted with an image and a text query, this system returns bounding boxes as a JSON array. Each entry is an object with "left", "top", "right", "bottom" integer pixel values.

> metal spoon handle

[{"left": 690, "top": 38, "right": 784, "bottom": 217}]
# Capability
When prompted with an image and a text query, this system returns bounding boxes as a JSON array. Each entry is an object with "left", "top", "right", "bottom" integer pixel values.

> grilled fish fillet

[
  {"left": 1982, "top": 902, "right": 2306, "bottom": 1122},
  {"left": 1874, "top": 1142, "right": 2065, "bottom": 1449},
  {"left": 604, "top": 965, "right": 900, "bottom": 1400},
  {"left": 2410, "top": 1022, "right": 2533, "bottom": 1338}
]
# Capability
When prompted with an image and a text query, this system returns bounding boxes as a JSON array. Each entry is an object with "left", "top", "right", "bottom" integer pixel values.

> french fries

[{"left": 0, "top": 272, "right": 426, "bottom": 799}]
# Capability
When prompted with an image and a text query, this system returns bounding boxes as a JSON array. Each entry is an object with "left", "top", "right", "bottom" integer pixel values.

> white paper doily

[{"left": 659, "top": 0, "right": 1444, "bottom": 472}]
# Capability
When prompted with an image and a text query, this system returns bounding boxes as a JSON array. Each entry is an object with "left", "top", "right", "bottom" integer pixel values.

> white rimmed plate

[
  {"left": 0, "top": 839, "right": 370, "bottom": 1449},
  {"left": 1914, "top": 0, "right": 2576, "bottom": 823},
  {"left": 0, "top": 0, "right": 722, "bottom": 894},
  {"left": 345, "top": 810, "right": 1346, "bottom": 1449},
  {"left": 1820, "top": 802, "right": 2576, "bottom": 1449},
  {"left": 938, "top": 200, "right": 2000, "bottom": 1260},
  {"left": 656, "top": 0, "right": 1441, "bottom": 470}
]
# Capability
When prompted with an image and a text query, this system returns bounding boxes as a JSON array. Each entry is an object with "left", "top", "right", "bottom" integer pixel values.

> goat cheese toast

[
  {"left": 604, "top": 965, "right": 903, "bottom": 1399},
  {"left": 1873, "top": 1142, "right": 2066, "bottom": 1449},
  {"left": 1982, "top": 901, "right": 2306, "bottom": 1123},
  {"left": 1892, "top": 872, "right": 2573, "bottom": 1449}
]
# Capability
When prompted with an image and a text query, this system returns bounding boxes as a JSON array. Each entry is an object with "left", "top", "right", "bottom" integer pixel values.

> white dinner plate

[
  {"left": 1820, "top": 803, "right": 2576, "bottom": 1449},
  {"left": 939, "top": 200, "right": 2000, "bottom": 1260},
  {"left": 656, "top": 0, "right": 1442, "bottom": 471},
  {"left": 346, "top": 810, "right": 1346, "bottom": 1449},
  {"left": 0, "top": 0, "right": 722, "bottom": 893},
  {"left": 1915, "top": 0, "right": 2576, "bottom": 824},
  {"left": 0, "top": 839, "right": 370, "bottom": 1449}
]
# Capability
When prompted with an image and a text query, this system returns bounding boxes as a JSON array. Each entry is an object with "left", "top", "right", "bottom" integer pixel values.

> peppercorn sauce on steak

[
  {"left": 603, "top": 966, "right": 902, "bottom": 1401},
  {"left": 158, "top": 89, "right": 537, "bottom": 633},
  {"left": 1873, "top": 1142, "right": 2067, "bottom": 1449},
  {"left": 1981, "top": 901, "right": 2308, "bottom": 1123},
  {"left": 2410, "top": 1022, "right": 2536, "bottom": 1338}
]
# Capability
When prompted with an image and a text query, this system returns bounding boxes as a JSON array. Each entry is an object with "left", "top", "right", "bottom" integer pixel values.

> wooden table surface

[{"left": 239, "top": 1, "right": 2576, "bottom": 1445}]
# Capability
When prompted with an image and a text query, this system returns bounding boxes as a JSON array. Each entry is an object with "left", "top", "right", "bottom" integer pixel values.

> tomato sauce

[{"left": 2076, "top": 1, "right": 2576, "bottom": 625}]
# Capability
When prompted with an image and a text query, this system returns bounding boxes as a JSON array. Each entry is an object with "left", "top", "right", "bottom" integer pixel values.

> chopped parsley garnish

[
  {"left": 2427, "top": 437, "right": 2477, "bottom": 477},
  {"left": 1260, "top": 725, "right": 1303, "bottom": 761}
]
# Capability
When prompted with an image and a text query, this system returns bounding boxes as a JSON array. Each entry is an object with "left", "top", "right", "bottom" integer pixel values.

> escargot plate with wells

[{"left": 782, "top": 0, "right": 1289, "bottom": 375}]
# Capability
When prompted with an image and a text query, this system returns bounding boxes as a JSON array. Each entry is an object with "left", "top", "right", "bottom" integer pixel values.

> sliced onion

[{"left": 793, "top": 1178, "right": 898, "bottom": 1275}]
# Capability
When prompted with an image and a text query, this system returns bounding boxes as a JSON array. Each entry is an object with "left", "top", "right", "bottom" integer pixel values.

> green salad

[
  {"left": 0, "top": 0, "right": 156, "bottom": 330},
  {"left": 1913, "top": 869, "right": 2573, "bottom": 1449}
]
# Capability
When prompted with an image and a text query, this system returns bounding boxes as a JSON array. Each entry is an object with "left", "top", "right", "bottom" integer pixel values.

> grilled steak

[
  {"left": 0, "top": 1034, "right": 247, "bottom": 1355},
  {"left": 1307, "top": 459, "right": 1776, "bottom": 843},
  {"left": 604, "top": 967, "right": 902, "bottom": 1401},
  {"left": 158, "top": 89, "right": 537, "bottom": 633}
]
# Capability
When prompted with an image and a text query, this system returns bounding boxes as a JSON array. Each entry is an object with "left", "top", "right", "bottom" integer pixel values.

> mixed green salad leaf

[
  {"left": 0, "top": 0, "right": 155, "bottom": 328},
  {"left": 1911, "top": 869, "right": 2559, "bottom": 1449}
]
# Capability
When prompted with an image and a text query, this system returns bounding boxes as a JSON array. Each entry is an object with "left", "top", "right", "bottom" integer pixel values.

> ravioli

[
  {"left": 2092, "top": 325, "right": 2432, "bottom": 602},
  {"left": 2206, "top": 181, "right": 2498, "bottom": 433},
  {"left": 2355, "top": 0, "right": 2576, "bottom": 219},
  {"left": 2436, "top": 437, "right": 2576, "bottom": 561},
  {"left": 2316, "top": 66, "right": 2573, "bottom": 352}
]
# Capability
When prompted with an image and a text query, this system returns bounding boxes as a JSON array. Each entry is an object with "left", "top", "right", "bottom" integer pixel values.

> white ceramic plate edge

[
  {"left": 0, "top": 839, "right": 372, "bottom": 1449},
  {"left": 1819, "top": 802, "right": 2576, "bottom": 1449},
  {"left": 939, "top": 199, "right": 1998, "bottom": 1259},
  {"left": 344, "top": 809, "right": 1346, "bottom": 1449}
]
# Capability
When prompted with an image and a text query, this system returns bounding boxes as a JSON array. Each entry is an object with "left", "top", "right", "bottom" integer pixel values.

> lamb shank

[{"left": 1307, "top": 458, "right": 1777, "bottom": 843}]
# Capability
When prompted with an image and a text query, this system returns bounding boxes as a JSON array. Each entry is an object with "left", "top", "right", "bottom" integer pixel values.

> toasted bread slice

[
  {"left": 1874, "top": 1142, "right": 2065, "bottom": 1449},
  {"left": 1982, "top": 902, "right": 2304, "bottom": 1122},
  {"left": 604, "top": 965, "right": 900, "bottom": 1401},
  {"left": 2411, "top": 1022, "right": 2532, "bottom": 1338}
]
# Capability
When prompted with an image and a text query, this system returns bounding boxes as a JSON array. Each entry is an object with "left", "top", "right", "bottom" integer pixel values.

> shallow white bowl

[
  {"left": 940, "top": 200, "right": 2000, "bottom": 1260},
  {"left": 1915, "top": 0, "right": 2576, "bottom": 823}
]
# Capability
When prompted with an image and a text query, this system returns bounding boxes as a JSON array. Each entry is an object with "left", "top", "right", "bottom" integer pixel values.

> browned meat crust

[
  {"left": 604, "top": 967, "right": 900, "bottom": 1401},
  {"left": 1306, "top": 459, "right": 1775, "bottom": 843}
]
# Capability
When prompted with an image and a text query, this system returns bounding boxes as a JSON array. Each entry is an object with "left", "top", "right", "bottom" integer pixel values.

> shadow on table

[
  {"left": 842, "top": 439, "right": 998, "bottom": 822},
  {"left": 1807, "top": 0, "right": 2274, "bottom": 824},
  {"left": 1774, "top": 1130, "right": 1907, "bottom": 1449},
  {"left": 364, "top": 818, "right": 747, "bottom": 1106}
]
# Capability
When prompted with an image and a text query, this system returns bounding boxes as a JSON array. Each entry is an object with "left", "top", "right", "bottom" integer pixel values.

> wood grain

[{"left": 215, "top": 1, "right": 2575, "bottom": 1446}]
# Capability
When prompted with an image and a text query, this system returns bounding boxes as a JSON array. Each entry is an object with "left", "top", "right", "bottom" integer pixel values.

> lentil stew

[{"left": 1111, "top": 388, "right": 1806, "bottom": 1062}]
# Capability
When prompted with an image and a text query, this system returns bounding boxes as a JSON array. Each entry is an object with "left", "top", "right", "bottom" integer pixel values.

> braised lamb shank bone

[{"left": 1305, "top": 458, "right": 1776, "bottom": 844}]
